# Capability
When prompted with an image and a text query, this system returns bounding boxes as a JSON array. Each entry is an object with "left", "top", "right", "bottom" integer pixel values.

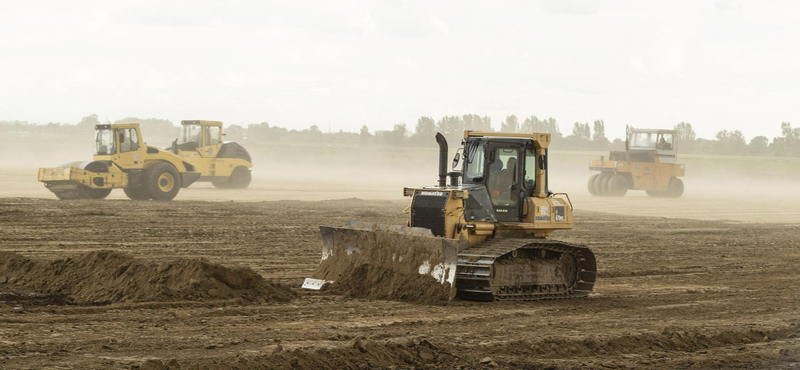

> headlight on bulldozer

[
  {"left": 403, "top": 187, "right": 415, "bottom": 197},
  {"left": 453, "top": 190, "right": 467, "bottom": 199}
]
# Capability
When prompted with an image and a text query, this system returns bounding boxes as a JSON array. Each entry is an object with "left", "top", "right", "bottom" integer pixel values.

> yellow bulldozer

[
  {"left": 306, "top": 131, "right": 596, "bottom": 301},
  {"left": 588, "top": 127, "right": 685, "bottom": 198},
  {"left": 38, "top": 120, "right": 252, "bottom": 200}
]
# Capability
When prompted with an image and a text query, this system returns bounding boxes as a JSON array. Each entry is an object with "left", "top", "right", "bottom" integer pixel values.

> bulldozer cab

[
  {"left": 461, "top": 132, "right": 550, "bottom": 223},
  {"left": 178, "top": 120, "right": 223, "bottom": 157},
  {"left": 94, "top": 124, "right": 145, "bottom": 168}
]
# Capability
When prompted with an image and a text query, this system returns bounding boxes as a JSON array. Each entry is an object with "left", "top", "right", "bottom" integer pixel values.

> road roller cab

[{"left": 170, "top": 120, "right": 253, "bottom": 189}]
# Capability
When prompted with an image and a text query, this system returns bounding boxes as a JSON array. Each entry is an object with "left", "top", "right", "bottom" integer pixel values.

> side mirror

[
  {"left": 452, "top": 152, "right": 461, "bottom": 170},
  {"left": 538, "top": 154, "right": 547, "bottom": 170}
]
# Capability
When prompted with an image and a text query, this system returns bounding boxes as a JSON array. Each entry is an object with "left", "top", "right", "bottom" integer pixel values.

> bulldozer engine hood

[{"left": 414, "top": 185, "right": 497, "bottom": 223}]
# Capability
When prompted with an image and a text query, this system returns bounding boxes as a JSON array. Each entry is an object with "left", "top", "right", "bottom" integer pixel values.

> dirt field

[{"left": 1, "top": 197, "right": 798, "bottom": 370}]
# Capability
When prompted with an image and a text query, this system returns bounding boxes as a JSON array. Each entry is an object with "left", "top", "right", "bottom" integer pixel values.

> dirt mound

[
  {"left": 0, "top": 251, "right": 295, "bottom": 305},
  {"left": 314, "top": 225, "right": 457, "bottom": 305},
  {"left": 143, "top": 337, "right": 462, "bottom": 370},
  {"left": 328, "top": 264, "right": 451, "bottom": 305}
]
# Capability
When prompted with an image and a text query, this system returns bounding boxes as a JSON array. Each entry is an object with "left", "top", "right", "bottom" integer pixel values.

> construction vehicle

[
  {"left": 169, "top": 120, "right": 253, "bottom": 189},
  {"left": 38, "top": 121, "right": 252, "bottom": 200},
  {"left": 588, "top": 127, "right": 685, "bottom": 198},
  {"left": 306, "top": 131, "right": 596, "bottom": 302}
]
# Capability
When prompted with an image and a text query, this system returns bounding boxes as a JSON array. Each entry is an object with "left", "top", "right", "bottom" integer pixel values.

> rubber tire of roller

[
  {"left": 211, "top": 179, "right": 230, "bottom": 189},
  {"left": 599, "top": 174, "right": 613, "bottom": 197},
  {"left": 593, "top": 174, "right": 607, "bottom": 196},
  {"left": 124, "top": 186, "right": 151, "bottom": 200},
  {"left": 587, "top": 174, "right": 601, "bottom": 196},
  {"left": 607, "top": 174, "right": 628, "bottom": 197},
  {"left": 666, "top": 177, "right": 684, "bottom": 198},
  {"left": 227, "top": 166, "right": 252, "bottom": 189},
  {"left": 144, "top": 162, "right": 182, "bottom": 201}
]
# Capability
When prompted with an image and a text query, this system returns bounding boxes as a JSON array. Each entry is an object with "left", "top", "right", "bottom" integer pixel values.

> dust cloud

[{"left": 1, "top": 132, "right": 799, "bottom": 222}]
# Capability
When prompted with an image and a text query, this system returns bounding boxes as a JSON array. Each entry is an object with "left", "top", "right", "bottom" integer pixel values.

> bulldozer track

[{"left": 455, "top": 238, "right": 596, "bottom": 301}]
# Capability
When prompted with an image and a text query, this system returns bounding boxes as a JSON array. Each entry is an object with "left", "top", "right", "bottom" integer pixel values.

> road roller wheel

[
  {"left": 227, "top": 167, "right": 251, "bottom": 189},
  {"left": 144, "top": 162, "right": 181, "bottom": 201},
  {"left": 587, "top": 174, "right": 600, "bottom": 196},
  {"left": 666, "top": 177, "right": 684, "bottom": 198},
  {"left": 598, "top": 174, "right": 612, "bottom": 196},
  {"left": 607, "top": 174, "right": 628, "bottom": 197},
  {"left": 124, "top": 187, "right": 151, "bottom": 200}
]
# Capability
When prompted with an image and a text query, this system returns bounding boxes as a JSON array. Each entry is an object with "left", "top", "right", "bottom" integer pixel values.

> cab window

[
  {"left": 630, "top": 132, "right": 656, "bottom": 149},
  {"left": 464, "top": 142, "right": 485, "bottom": 182},
  {"left": 206, "top": 126, "right": 221, "bottom": 146},
  {"left": 180, "top": 125, "right": 201, "bottom": 144},
  {"left": 524, "top": 148, "right": 536, "bottom": 189},
  {"left": 656, "top": 133, "right": 673, "bottom": 150},
  {"left": 487, "top": 148, "right": 519, "bottom": 207},
  {"left": 119, "top": 128, "right": 139, "bottom": 153},
  {"left": 95, "top": 128, "right": 116, "bottom": 155}
]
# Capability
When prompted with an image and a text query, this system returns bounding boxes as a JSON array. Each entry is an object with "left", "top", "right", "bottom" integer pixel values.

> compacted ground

[{"left": 0, "top": 197, "right": 798, "bottom": 369}]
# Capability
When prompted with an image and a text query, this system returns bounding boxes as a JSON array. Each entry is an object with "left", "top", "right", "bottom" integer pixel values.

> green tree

[
  {"left": 462, "top": 114, "right": 492, "bottom": 131},
  {"left": 411, "top": 116, "right": 436, "bottom": 146},
  {"left": 748, "top": 136, "right": 769, "bottom": 156},
  {"left": 674, "top": 122, "right": 696, "bottom": 152},
  {"left": 772, "top": 122, "right": 800, "bottom": 157},
  {"left": 224, "top": 124, "right": 246, "bottom": 141},
  {"left": 77, "top": 114, "right": 101, "bottom": 128},
  {"left": 715, "top": 129, "right": 747, "bottom": 155},
  {"left": 247, "top": 122, "right": 288, "bottom": 142},
  {"left": 500, "top": 115, "right": 519, "bottom": 133},
  {"left": 592, "top": 119, "right": 609, "bottom": 147},
  {"left": 561, "top": 121, "right": 592, "bottom": 149},
  {"left": 379, "top": 123, "right": 407, "bottom": 145},
  {"left": 393, "top": 123, "right": 407, "bottom": 138},
  {"left": 359, "top": 125, "right": 372, "bottom": 145},
  {"left": 436, "top": 116, "right": 464, "bottom": 137},
  {"left": 306, "top": 125, "right": 323, "bottom": 142},
  {"left": 247, "top": 122, "right": 270, "bottom": 141},
  {"left": 522, "top": 116, "right": 563, "bottom": 141},
  {"left": 570, "top": 122, "right": 591, "bottom": 141},
  {"left": 415, "top": 116, "right": 435, "bottom": 137}
]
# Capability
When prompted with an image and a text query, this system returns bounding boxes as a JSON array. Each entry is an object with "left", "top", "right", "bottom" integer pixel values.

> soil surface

[
  {"left": 0, "top": 250, "right": 294, "bottom": 305},
  {"left": 0, "top": 197, "right": 799, "bottom": 369}
]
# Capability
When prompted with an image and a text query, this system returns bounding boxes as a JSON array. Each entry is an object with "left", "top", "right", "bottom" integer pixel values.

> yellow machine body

[
  {"left": 589, "top": 157, "right": 685, "bottom": 192},
  {"left": 37, "top": 121, "right": 253, "bottom": 200},
  {"left": 313, "top": 130, "right": 596, "bottom": 302},
  {"left": 173, "top": 120, "right": 253, "bottom": 181},
  {"left": 38, "top": 165, "right": 128, "bottom": 189},
  {"left": 589, "top": 127, "right": 686, "bottom": 197}
]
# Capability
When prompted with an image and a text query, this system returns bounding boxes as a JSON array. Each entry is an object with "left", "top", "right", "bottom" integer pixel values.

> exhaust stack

[{"left": 435, "top": 133, "right": 448, "bottom": 187}]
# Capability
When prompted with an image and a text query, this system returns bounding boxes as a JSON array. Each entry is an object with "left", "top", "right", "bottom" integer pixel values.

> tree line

[{"left": 2, "top": 114, "right": 799, "bottom": 158}]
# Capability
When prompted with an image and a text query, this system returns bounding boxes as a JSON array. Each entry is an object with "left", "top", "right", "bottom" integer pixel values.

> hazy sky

[{"left": 1, "top": 0, "right": 798, "bottom": 140}]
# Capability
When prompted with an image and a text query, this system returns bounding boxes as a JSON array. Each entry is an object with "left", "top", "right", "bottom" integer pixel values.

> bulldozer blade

[{"left": 314, "top": 221, "right": 463, "bottom": 301}]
